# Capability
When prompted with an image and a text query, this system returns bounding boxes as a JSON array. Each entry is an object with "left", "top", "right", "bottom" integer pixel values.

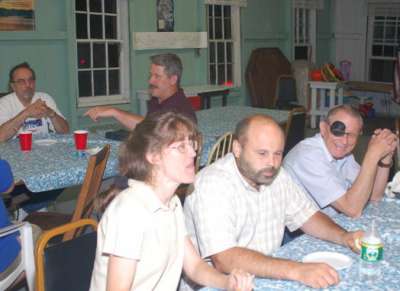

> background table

[
  {"left": 196, "top": 106, "right": 290, "bottom": 166},
  {"left": 201, "top": 199, "right": 400, "bottom": 290},
  {"left": 0, "top": 134, "right": 120, "bottom": 192}
]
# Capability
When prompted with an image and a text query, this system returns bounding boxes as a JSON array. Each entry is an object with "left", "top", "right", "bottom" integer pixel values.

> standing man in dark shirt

[{"left": 84, "top": 53, "right": 197, "bottom": 128}]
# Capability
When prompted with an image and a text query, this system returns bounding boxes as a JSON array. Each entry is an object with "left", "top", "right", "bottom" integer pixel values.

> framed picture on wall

[
  {"left": 0, "top": 0, "right": 35, "bottom": 31},
  {"left": 157, "top": 0, "right": 174, "bottom": 32}
]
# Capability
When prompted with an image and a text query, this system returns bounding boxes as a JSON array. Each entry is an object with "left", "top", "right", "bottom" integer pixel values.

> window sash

[
  {"left": 74, "top": 0, "right": 130, "bottom": 106},
  {"left": 366, "top": 3, "right": 400, "bottom": 82},
  {"left": 207, "top": 4, "right": 240, "bottom": 86}
]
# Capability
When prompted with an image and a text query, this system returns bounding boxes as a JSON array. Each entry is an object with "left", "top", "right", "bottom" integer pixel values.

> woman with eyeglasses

[{"left": 90, "top": 111, "right": 253, "bottom": 291}]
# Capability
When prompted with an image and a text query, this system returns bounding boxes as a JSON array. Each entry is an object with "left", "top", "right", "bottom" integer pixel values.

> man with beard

[
  {"left": 284, "top": 105, "right": 397, "bottom": 218},
  {"left": 181, "top": 114, "right": 363, "bottom": 290},
  {"left": 0, "top": 62, "right": 69, "bottom": 142},
  {"left": 84, "top": 53, "right": 197, "bottom": 128}
]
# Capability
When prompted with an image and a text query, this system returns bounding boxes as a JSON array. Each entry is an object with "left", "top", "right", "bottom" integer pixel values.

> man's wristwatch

[{"left": 378, "top": 159, "right": 393, "bottom": 168}]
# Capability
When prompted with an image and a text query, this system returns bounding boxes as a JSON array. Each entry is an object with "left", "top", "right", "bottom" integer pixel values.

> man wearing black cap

[{"left": 283, "top": 105, "right": 397, "bottom": 218}]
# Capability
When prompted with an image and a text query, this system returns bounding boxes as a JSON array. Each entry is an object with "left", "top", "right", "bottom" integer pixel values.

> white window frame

[
  {"left": 293, "top": 5, "right": 316, "bottom": 62},
  {"left": 366, "top": 4, "right": 400, "bottom": 83},
  {"left": 206, "top": 3, "right": 242, "bottom": 86},
  {"left": 75, "top": 0, "right": 130, "bottom": 107}
]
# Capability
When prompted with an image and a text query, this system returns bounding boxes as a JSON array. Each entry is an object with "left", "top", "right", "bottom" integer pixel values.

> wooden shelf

[{"left": 133, "top": 32, "right": 208, "bottom": 50}]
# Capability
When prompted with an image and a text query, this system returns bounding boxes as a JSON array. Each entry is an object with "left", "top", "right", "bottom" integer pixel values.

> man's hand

[
  {"left": 84, "top": 106, "right": 115, "bottom": 122},
  {"left": 340, "top": 230, "right": 364, "bottom": 253},
  {"left": 292, "top": 262, "right": 339, "bottom": 289},
  {"left": 226, "top": 269, "right": 254, "bottom": 291},
  {"left": 24, "top": 99, "right": 48, "bottom": 119},
  {"left": 368, "top": 129, "right": 398, "bottom": 161}
]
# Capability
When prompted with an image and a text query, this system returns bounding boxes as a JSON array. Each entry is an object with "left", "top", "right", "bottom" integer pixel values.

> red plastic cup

[
  {"left": 19, "top": 131, "right": 32, "bottom": 152},
  {"left": 74, "top": 130, "right": 88, "bottom": 150}
]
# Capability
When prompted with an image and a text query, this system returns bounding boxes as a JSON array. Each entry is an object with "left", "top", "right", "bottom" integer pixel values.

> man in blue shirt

[
  {"left": 284, "top": 105, "right": 397, "bottom": 218},
  {"left": 0, "top": 159, "right": 21, "bottom": 276}
]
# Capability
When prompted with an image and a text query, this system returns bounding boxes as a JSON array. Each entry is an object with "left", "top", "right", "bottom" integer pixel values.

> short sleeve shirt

[
  {"left": 184, "top": 153, "right": 318, "bottom": 259},
  {"left": 147, "top": 89, "right": 197, "bottom": 123},
  {"left": 283, "top": 134, "right": 360, "bottom": 214},
  {"left": 0, "top": 92, "right": 65, "bottom": 138},
  {"left": 90, "top": 179, "right": 186, "bottom": 291}
]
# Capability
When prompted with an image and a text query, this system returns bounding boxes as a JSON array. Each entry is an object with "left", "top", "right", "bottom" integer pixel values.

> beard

[{"left": 237, "top": 155, "right": 280, "bottom": 187}]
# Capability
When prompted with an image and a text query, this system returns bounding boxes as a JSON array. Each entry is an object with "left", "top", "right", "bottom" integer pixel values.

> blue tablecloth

[
  {"left": 196, "top": 106, "right": 290, "bottom": 165},
  {"left": 0, "top": 134, "right": 120, "bottom": 192},
  {"left": 201, "top": 199, "right": 400, "bottom": 290}
]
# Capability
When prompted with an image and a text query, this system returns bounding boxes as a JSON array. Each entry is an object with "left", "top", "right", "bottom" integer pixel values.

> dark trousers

[{"left": 8, "top": 184, "right": 63, "bottom": 213}]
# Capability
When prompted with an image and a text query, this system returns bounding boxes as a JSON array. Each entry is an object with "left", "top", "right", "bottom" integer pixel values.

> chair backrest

[
  {"left": 274, "top": 75, "right": 298, "bottom": 109},
  {"left": 35, "top": 219, "right": 97, "bottom": 291},
  {"left": 65, "top": 144, "right": 110, "bottom": 241},
  {"left": 206, "top": 132, "right": 234, "bottom": 166},
  {"left": 245, "top": 48, "right": 292, "bottom": 108},
  {"left": 0, "top": 222, "right": 35, "bottom": 291},
  {"left": 284, "top": 107, "right": 306, "bottom": 156}
]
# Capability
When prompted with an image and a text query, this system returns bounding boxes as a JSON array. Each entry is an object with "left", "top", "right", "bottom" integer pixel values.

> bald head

[
  {"left": 234, "top": 114, "right": 285, "bottom": 146},
  {"left": 233, "top": 115, "right": 285, "bottom": 189}
]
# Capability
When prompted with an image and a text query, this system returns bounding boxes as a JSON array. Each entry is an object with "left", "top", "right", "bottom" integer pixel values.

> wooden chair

[
  {"left": 25, "top": 144, "right": 110, "bottom": 241},
  {"left": 0, "top": 222, "right": 35, "bottom": 291},
  {"left": 35, "top": 219, "right": 97, "bottom": 291},
  {"left": 206, "top": 132, "right": 234, "bottom": 166},
  {"left": 283, "top": 107, "right": 306, "bottom": 156}
]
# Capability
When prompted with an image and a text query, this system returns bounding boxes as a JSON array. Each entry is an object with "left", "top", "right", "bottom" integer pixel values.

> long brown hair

[{"left": 96, "top": 110, "right": 199, "bottom": 212}]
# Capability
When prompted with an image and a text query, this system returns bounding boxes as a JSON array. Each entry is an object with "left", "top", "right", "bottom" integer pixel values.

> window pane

[
  {"left": 90, "top": 14, "right": 103, "bottom": 39},
  {"left": 78, "top": 43, "right": 91, "bottom": 68},
  {"left": 369, "top": 59, "right": 395, "bottom": 82},
  {"left": 217, "top": 42, "right": 225, "bottom": 64},
  {"left": 94, "top": 70, "right": 107, "bottom": 95},
  {"left": 89, "top": 0, "right": 102, "bottom": 12},
  {"left": 227, "top": 64, "right": 232, "bottom": 84},
  {"left": 295, "top": 46, "right": 308, "bottom": 60},
  {"left": 226, "top": 42, "right": 232, "bottom": 63},
  {"left": 209, "top": 42, "right": 216, "bottom": 64},
  {"left": 215, "top": 5, "right": 222, "bottom": 17},
  {"left": 109, "top": 69, "right": 120, "bottom": 95},
  {"left": 223, "top": 6, "right": 231, "bottom": 18},
  {"left": 373, "top": 24, "right": 384, "bottom": 40},
  {"left": 208, "top": 5, "right": 213, "bottom": 17},
  {"left": 76, "top": 0, "right": 87, "bottom": 11},
  {"left": 385, "top": 24, "right": 396, "bottom": 42},
  {"left": 372, "top": 45, "right": 382, "bottom": 56},
  {"left": 210, "top": 64, "right": 216, "bottom": 84},
  {"left": 224, "top": 18, "right": 231, "bottom": 39},
  {"left": 78, "top": 71, "right": 92, "bottom": 97},
  {"left": 208, "top": 18, "right": 214, "bottom": 39},
  {"left": 218, "top": 64, "right": 225, "bottom": 85},
  {"left": 108, "top": 43, "right": 120, "bottom": 67},
  {"left": 105, "top": 0, "right": 117, "bottom": 13},
  {"left": 93, "top": 43, "right": 106, "bottom": 68},
  {"left": 215, "top": 17, "right": 222, "bottom": 39},
  {"left": 76, "top": 13, "right": 88, "bottom": 39},
  {"left": 105, "top": 15, "right": 117, "bottom": 39},
  {"left": 384, "top": 45, "right": 395, "bottom": 57}
]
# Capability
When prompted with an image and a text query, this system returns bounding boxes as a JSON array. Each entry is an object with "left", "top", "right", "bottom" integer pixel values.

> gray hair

[
  {"left": 150, "top": 53, "right": 183, "bottom": 86},
  {"left": 326, "top": 104, "right": 363, "bottom": 127}
]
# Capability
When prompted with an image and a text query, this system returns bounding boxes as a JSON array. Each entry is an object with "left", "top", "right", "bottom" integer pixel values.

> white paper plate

[
  {"left": 302, "top": 251, "right": 353, "bottom": 270},
  {"left": 34, "top": 139, "right": 57, "bottom": 146}
]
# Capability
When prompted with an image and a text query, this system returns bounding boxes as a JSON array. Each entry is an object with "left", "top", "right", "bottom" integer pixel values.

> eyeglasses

[
  {"left": 329, "top": 121, "right": 361, "bottom": 140},
  {"left": 169, "top": 140, "right": 198, "bottom": 154},
  {"left": 12, "top": 77, "right": 35, "bottom": 86}
]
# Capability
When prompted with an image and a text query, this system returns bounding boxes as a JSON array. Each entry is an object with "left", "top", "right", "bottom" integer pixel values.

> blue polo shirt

[{"left": 0, "top": 159, "right": 20, "bottom": 273}]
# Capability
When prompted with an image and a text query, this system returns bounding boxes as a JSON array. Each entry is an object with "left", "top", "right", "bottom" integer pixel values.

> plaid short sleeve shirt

[{"left": 184, "top": 153, "right": 318, "bottom": 258}]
